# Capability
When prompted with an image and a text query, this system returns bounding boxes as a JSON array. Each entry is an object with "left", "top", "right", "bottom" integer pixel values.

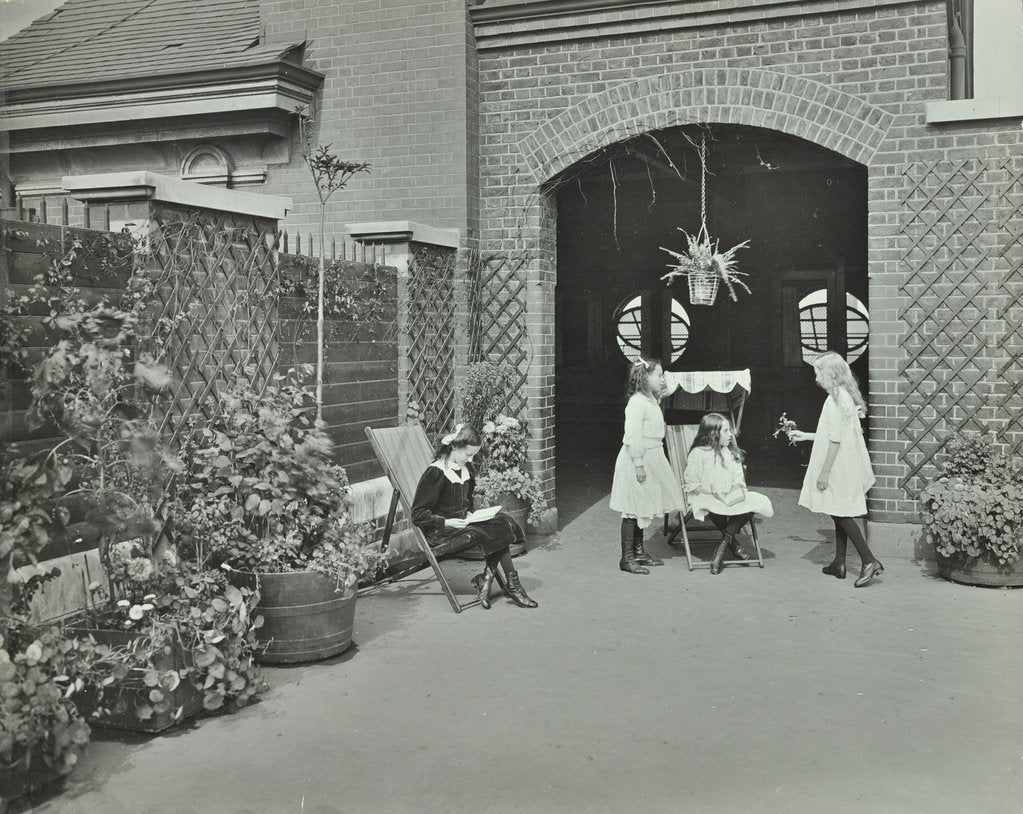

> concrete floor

[{"left": 13, "top": 485, "right": 1023, "bottom": 814}]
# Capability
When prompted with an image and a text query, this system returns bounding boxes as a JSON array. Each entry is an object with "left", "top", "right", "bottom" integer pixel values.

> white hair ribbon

[{"left": 441, "top": 423, "right": 464, "bottom": 445}]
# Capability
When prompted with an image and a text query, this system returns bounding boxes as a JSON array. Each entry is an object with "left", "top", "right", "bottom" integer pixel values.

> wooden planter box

[
  {"left": 936, "top": 551, "right": 1023, "bottom": 588},
  {"left": 68, "top": 624, "right": 203, "bottom": 733},
  {"left": 227, "top": 569, "right": 356, "bottom": 664},
  {"left": 0, "top": 749, "right": 65, "bottom": 803}
]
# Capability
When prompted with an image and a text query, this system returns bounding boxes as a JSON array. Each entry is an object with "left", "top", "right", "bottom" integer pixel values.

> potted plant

[
  {"left": 1, "top": 453, "right": 107, "bottom": 802},
  {"left": 71, "top": 541, "right": 265, "bottom": 732},
  {"left": 474, "top": 415, "right": 548, "bottom": 539},
  {"left": 172, "top": 368, "right": 387, "bottom": 664},
  {"left": 0, "top": 614, "right": 100, "bottom": 802},
  {"left": 920, "top": 433, "right": 1023, "bottom": 587}
]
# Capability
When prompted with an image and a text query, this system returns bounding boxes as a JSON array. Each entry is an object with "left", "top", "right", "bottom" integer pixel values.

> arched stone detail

[
  {"left": 518, "top": 68, "right": 893, "bottom": 183},
  {"left": 180, "top": 144, "right": 234, "bottom": 186}
]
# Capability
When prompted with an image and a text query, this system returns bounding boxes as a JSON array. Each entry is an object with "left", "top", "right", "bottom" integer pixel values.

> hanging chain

[{"left": 699, "top": 133, "right": 708, "bottom": 235}]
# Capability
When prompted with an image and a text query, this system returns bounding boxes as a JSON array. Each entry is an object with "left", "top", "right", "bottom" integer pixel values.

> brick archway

[{"left": 518, "top": 68, "right": 893, "bottom": 183}]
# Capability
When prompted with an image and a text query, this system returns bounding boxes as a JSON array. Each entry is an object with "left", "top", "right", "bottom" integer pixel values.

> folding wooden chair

[
  {"left": 361, "top": 425, "right": 506, "bottom": 613},
  {"left": 663, "top": 424, "right": 764, "bottom": 571}
]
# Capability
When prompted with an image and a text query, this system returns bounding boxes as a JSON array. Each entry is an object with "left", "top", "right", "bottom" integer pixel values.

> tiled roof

[{"left": 0, "top": 0, "right": 302, "bottom": 91}]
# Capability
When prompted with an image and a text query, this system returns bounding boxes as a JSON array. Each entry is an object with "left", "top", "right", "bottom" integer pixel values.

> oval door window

[
  {"left": 797, "top": 289, "right": 869, "bottom": 364},
  {"left": 614, "top": 294, "right": 691, "bottom": 363}
]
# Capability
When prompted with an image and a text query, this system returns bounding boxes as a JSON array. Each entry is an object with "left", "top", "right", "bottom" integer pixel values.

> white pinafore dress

[
  {"left": 682, "top": 446, "right": 775, "bottom": 521},
  {"left": 609, "top": 393, "right": 686, "bottom": 529},
  {"left": 798, "top": 388, "right": 876, "bottom": 517}
]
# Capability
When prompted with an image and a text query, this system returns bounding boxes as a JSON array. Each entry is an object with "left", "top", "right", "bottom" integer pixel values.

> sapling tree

[{"left": 295, "top": 105, "right": 372, "bottom": 419}]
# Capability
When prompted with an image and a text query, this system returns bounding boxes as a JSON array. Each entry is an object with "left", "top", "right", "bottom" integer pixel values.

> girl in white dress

[
  {"left": 609, "top": 357, "right": 687, "bottom": 575},
  {"left": 683, "top": 413, "right": 774, "bottom": 574},
  {"left": 790, "top": 352, "right": 882, "bottom": 587}
]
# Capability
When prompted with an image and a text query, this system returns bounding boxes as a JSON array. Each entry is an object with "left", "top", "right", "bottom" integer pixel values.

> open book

[
  {"left": 465, "top": 505, "right": 502, "bottom": 523},
  {"left": 717, "top": 486, "right": 747, "bottom": 507}
]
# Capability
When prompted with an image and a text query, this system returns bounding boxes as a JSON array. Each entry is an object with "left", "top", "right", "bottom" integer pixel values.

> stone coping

[
  {"left": 345, "top": 220, "right": 460, "bottom": 248},
  {"left": 62, "top": 171, "right": 292, "bottom": 220}
]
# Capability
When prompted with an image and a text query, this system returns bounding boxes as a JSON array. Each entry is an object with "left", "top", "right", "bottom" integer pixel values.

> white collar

[{"left": 430, "top": 459, "right": 470, "bottom": 484}]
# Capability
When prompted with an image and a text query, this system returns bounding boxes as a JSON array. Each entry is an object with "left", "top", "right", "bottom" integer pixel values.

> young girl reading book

[
  {"left": 411, "top": 423, "right": 538, "bottom": 609},
  {"left": 683, "top": 413, "right": 774, "bottom": 575}
]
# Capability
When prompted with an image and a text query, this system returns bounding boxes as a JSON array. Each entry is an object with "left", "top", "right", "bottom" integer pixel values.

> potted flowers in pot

[
  {"left": 71, "top": 541, "right": 266, "bottom": 732},
  {"left": 172, "top": 368, "right": 387, "bottom": 664},
  {"left": 474, "top": 415, "right": 549, "bottom": 542},
  {"left": 920, "top": 433, "right": 1023, "bottom": 587}
]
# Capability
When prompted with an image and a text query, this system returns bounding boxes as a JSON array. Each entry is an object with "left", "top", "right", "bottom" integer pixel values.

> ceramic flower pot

[
  {"left": 227, "top": 569, "right": 357, "bottom": 664},
  {"left": 936, "top": 550, "right": 1023, "bottom": 588}
]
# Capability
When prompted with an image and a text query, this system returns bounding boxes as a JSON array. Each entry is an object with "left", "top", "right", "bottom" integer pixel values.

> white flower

[
  {"left": 140, "top": 603, "right": 154, "bottom": 612},
  {"left": 128, "top": 605, "right": 145, "bottom": 621},
  {"left": 116, "top": 599, "right": 131, "bottom": 608}
]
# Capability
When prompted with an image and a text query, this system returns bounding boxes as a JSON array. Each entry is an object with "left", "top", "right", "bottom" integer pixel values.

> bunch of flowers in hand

[
  {"left": 474, "top": 415, "right": 547, "bottom": 525},
  {"left": 772, "top": 413, "right": 799, "bottom": 445}
]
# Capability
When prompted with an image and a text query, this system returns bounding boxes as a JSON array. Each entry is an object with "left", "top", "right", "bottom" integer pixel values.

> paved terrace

[{"left": 13, "top": 483, "right": 1022, "bottom": 814}]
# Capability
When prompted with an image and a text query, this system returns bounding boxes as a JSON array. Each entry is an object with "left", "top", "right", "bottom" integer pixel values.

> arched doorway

[{"left": 553, "top": 124, "right": 868, "bottom": 519}]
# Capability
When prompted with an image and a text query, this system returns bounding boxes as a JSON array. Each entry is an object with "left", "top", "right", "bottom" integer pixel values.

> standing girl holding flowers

[
  {"left": 609, "top": 357, "right": 687, "bottom": 575},
  {"left": 789, "top": 352, "right": 882, "bottom": 587}
]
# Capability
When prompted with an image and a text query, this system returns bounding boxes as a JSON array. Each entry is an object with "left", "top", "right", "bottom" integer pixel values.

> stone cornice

[
  {"left": 62, "top": 171, "right": 292, "bottom": 221},
  {"left": 0, "top": 62, "right": 324, "bottom": 135},
  {"left": 471, "top": 0, "right": 925, "bottom": 50}
]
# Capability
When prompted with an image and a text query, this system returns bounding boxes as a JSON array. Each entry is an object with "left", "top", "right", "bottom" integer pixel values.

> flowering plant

[
  {"left": 1, "top": 568, "right": 113, "bottom": 785},
  {"left": 78, "top": 542, "right": 266, "bottom": 720},
  {"left": 920, "top": 434, "right": 1023, "bottom": 566},
  {"left": 172, "top": 369, "right": 386, "bottom": 588},
  {"left": 772, "top": 413, "right": 799, "bottom": 445},
  {"left": 475, "top": 415, "right": 547, "bottom": 525}
]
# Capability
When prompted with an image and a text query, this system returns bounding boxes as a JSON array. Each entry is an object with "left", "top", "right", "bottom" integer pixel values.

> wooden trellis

[
  {"left": 898, "top": 158, "right": 1003, "bottom": 494},
  {"left": 406, "top": 242, "right": 457, "bottom": 435},
  {"left": 144, "top": 204, "right": 281, "bottom": 448},
  {"left": 474, "top": 253, "right": 529, "bottom": 418},
  {"left": 996, "top": 156, "right": 1023, "bottom": 457}
]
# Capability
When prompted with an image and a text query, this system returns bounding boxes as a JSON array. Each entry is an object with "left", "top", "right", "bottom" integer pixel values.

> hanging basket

[{"left": 687, "top": 268, "right": 720, "bottom": 306}]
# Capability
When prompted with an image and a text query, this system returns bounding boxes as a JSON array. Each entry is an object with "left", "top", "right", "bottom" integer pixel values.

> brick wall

[
  {"left": 472, "top": 0, "right": 1023, "bottom": 523},
  {"left": 259, "top": 0, "right": 477, "bottom": 241}
]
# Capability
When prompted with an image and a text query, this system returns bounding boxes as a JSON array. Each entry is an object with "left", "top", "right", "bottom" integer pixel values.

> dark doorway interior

[{"left": 554, "top": 125, "right": 868, "bottom": 523}]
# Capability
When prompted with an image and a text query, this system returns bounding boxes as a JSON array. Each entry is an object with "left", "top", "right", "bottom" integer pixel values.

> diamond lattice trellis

[
  {"left": 407, "top": 243, "right": 457, "bottom": 436},
  {"left": 476, "top": 254, "right": 529, "bottom": 418},
  {"left": 898, "top": 159, "right": 999, "bottom": 494},
  {"left": 145, "top": 204, "right": 281, "bottom": 448},
  {"left": 996, "top": 156, "right": 1023, "bottom": 458}
]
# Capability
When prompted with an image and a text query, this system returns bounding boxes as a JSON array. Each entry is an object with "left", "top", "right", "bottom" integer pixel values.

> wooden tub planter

[
  {"left": 68, "top": 626, "right": 203, "bottom": 734},
  {"left": 226, "top": 569, "right": 357, "bottom": 664},
  {"left": 936, "top": 551, "right": 1023, "bottom": 588}
]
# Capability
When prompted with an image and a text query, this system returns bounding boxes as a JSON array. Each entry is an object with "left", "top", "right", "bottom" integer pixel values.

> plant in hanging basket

[{"left": 660, "top": 226, "right": 751, "bottom": 305}]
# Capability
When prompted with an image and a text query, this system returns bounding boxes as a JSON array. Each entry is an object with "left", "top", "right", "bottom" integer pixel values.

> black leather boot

[
  {"left": 504, "top": 570, "right": 538, "bottom": 608},
  {"left": 470, "top": 567, "right": 496, "bottom": 609},
  {"left": 619, "top": 519, "right": 649, "bottom": 575},
  {"left": 710, "top": 536, "right": 731, "bottom": 575},
  {"left": 728, "top": 535, "right": 750, "bottom": 561},
  {"left": 633, "top": 526, "right": 664, "bottom": 566}
]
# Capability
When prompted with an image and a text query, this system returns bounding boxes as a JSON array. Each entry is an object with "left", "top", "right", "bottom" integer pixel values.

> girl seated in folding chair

[
  {"left": 411, "top": 423, "right": 538, "bottom": 610},
  {"left": 683, "top": 413, "right": 774, "bottom": 575}
]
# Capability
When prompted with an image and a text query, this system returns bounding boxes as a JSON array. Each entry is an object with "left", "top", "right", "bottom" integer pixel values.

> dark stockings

[
  {"left": 485, "top": 551, "right": 514, "bottom": 577},
  {"left": 830, "top": 516, "right": 874, "bottom": 565},
  {"left": 708, "top": 513, "right": 750, "bottom": 536}
]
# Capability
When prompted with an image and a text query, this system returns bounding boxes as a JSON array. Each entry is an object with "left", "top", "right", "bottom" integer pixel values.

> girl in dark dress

[{"left": 410, "top": 424, "right": 538, "bottom": 610}]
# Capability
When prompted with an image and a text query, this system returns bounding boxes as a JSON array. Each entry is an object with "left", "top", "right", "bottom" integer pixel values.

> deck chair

[
  {"left": 361, "top": 424, "right": 506, "bottom": 613},
  {"left": 663, "top": 424, "right": 764, "bottom": 571}
]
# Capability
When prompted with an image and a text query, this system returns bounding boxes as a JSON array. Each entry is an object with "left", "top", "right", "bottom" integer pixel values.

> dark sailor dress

[{"left": 410, "top": 459, "right": 523, "bottom": 556}]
